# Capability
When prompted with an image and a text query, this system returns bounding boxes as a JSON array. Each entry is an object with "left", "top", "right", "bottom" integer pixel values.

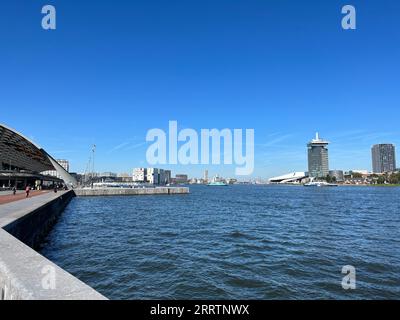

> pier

[{"left": 74, "top": 186, "right": 189, "bottom": 197}]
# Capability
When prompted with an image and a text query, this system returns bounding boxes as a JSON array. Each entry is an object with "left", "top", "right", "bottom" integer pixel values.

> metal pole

[
  {"left": 8, "top": 159, "right": 11, "bottom": 188},
  {"left": 92, "top": 144, "right": 96, "bottom": 185}
]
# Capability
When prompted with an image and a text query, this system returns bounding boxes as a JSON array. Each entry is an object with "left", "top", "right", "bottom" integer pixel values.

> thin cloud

[
  {"left": 258, "top": 134, "right": 293, "bottom": 147},
  {"left": 125, "top": 142, "right": 147, "bottom": 151},
  {"left": 329, "top": 129, "right": 366, "bottom": 139},
  {"left": 334, "top": 131, "right": 397, "bottom": 144},
  {"left": 108, "top": 141, "right": 131, "bottom": 153}
]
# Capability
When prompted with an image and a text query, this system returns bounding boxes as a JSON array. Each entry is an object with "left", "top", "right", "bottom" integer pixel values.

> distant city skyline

[{"left": 1, "top": 1, "right": 400, "bottom": 178}]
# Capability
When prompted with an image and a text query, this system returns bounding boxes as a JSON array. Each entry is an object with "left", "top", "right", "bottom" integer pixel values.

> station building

[{"left": 0, "top": 124, "right": 77, "bottom": 190}]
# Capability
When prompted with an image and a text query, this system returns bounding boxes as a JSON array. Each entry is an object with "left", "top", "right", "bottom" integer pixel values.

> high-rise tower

[
  {"left": 307, "top": 132, "right": 329, "bottom": 178},
  {"left": 371, "top": 144, "right": 396, "bottom": 173}
]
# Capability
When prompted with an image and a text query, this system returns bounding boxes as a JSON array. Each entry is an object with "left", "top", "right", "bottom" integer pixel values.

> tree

[
  {"left": 388, "top": 172, "right": 400, "bottom": 184},
  {"left": 377, "top": 176, "right": 385, "bottom": 184}
]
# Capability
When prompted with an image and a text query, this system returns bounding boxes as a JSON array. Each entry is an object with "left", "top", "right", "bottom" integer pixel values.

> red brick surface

[{"left": 0, "top": 190, "right": 51, "bottom": 205}]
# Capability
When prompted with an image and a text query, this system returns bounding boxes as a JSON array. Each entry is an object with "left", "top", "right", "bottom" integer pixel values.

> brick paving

[{"left": 0, "top": 190, "right": 51, "bottom": 205}]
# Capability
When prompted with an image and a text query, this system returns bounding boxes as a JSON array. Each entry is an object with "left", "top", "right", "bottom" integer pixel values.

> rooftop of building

[{"left": 308, "top": 132, "right": 329, "bottom": 145}]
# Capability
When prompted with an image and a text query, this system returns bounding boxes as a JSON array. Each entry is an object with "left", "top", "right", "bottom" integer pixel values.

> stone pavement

[
  {"left": 0, "top": 191, "right": 67, "bottom": 228},
  {"left": 0, "top": 190, "right": 51, "bottom": 205}
]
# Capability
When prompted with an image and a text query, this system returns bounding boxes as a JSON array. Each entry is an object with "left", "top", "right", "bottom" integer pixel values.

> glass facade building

[
  {"left": 307, "top": 133, "right": 329, "bottom": 178},
  {"left": 371, "top": 144, "right": 396, "bottom": 173}
]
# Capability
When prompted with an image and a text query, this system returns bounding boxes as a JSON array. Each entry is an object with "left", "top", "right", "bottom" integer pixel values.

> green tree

[
  {"left": 388, "top": 172, "right": 400, "bottom": 184},
  {"left": 377, "top": 176, "right": 385, "bottom": 184}
]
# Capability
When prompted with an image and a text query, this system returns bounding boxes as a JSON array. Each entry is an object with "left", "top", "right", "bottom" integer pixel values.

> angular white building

[{"left": 269, "top": 172, "right": 308, "bottom": 184}]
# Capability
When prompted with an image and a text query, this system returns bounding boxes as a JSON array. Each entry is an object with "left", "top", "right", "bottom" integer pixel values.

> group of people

[
  {"left": 7, "top": 185, "right": 29, "bottom": 197},
  {"left": 10, "top": 185, "right": 62, "bottom": 198}
]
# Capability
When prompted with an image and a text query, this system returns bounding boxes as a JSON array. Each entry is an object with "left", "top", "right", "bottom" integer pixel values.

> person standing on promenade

[
  {"left": 12, "top": 186, "right": 16, "bottom": 195},
  {"left": 25, "top": 185, "right": 30, "bottom": 198}
]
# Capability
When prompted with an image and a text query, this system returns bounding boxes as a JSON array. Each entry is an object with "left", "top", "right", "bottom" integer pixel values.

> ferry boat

[
  {"left": 207, "top": 175, "right": 228, "bottom": 186},
  {"left": 208, "top": 181, "right": 228, "bottom": 186},
  {"left": 304, "top": 181, "right": 338, "bottom": 187}
]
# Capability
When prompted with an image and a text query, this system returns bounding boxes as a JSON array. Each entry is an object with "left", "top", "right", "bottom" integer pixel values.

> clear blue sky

[{"left": 1, "top": 0, "right": 399, "bottom": 179}]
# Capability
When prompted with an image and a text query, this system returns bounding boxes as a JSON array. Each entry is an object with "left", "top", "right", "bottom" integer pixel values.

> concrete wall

[
  {"left": 0, "top": 191, "right": 106, "bottom": 300},
  {"left": 0, "top": 229, "right": 106, "bottom": 300},
  {"left": 3, "top": 191, "right": 74, "bottom": 250},
  {"left": 74, "top": 187, "right": 189, "bottom": 197}
]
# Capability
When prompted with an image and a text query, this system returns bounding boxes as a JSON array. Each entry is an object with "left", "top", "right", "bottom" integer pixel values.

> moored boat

[
  {"left": 207, "top": 181, "right": 228, "bottom": 186},
  {"left": 207, "top": 175, "right": 228, "bottom": 186},
  {"left": 304, "top": 181, "right": 338, "bottom": 187}
]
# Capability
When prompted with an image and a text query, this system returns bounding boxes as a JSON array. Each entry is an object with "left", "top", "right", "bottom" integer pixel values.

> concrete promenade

[
  {"left": 0, "top": 191, "right": 106, "bottom": 300},
  {"left": 74, "top": 186, "right": 190, "bottom": 197},
  {"left": 0, "top": 191, "right": 68, "bottom": 228}
]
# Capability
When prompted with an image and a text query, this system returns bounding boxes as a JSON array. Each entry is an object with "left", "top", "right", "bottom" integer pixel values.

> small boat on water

[
  {"left": 207, "top": 175, "right": 228, "bottom": 186},
  {"left": 208, "top": 181, "right": 228, "bottom": 186},
  {"left": 304, "top": 181, "right": 338, "bottom": 187}
]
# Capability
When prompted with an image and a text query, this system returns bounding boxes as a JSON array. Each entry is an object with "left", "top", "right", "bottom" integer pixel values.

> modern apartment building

[
  {"left": 175, "top": 174, "right": 188, "bottom": 184},
  {"left": 132, "top": 167, "right": 171, "bottom": 185},
  {"left": 371, "top": 144, "right": 396, "bottom": 173}
]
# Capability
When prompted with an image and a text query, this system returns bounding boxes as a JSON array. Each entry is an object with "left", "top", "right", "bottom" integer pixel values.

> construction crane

[{"left": 83, "top": 144, "right": 96, "bottom": 187}]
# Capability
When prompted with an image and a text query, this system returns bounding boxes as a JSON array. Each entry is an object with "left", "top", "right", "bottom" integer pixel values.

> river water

[{"left": 40, "top": 185, "right": 400, "bottom": 299}]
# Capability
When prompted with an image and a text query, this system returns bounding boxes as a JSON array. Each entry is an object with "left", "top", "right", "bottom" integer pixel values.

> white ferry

[
  {"left": 207, "top": 175, "right": 228, "bottom": 186},
  {"left": 304, "top": 181, "right": 338, "bottom": 187}
]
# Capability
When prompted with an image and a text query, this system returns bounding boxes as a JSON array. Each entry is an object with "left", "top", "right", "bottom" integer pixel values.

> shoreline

[{"left": 263, "top": 183, "right": 400, "bottom": 187}]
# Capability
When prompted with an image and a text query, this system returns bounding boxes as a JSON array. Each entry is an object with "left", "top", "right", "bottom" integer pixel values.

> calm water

[{"left": 40, "top": 185, "right": 400, "bottom": 299}]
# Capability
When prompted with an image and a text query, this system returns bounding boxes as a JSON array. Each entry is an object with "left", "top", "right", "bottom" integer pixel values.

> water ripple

[{"left": 40, "top": 185, "right": 400, "bottom": 299}]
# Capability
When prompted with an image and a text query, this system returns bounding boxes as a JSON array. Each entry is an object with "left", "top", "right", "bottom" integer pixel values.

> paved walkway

[
  {"left": 0, "top": 190, "right": 51, "bottom": 205},
  {"left": 0, "top": 188, "right": 106, "bottom": 300},
  {"left": 0, "top": 190, "right": 68, "bottom": 228}
]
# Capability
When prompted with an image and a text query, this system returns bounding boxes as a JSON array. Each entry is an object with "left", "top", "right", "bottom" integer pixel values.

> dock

[{"left": 73, "top": 186, "right": 189, "bottom": 197}]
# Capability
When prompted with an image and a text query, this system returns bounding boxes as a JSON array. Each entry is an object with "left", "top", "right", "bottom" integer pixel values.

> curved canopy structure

[
  {"left": 269, "top": 172, "right": 308, "bottom": 184},
  {"left": 0, "top": 124, "right": 54, "bottom": 173},
  {"left": 0, "top": 124, "right": 77, "bottom": 187}
]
